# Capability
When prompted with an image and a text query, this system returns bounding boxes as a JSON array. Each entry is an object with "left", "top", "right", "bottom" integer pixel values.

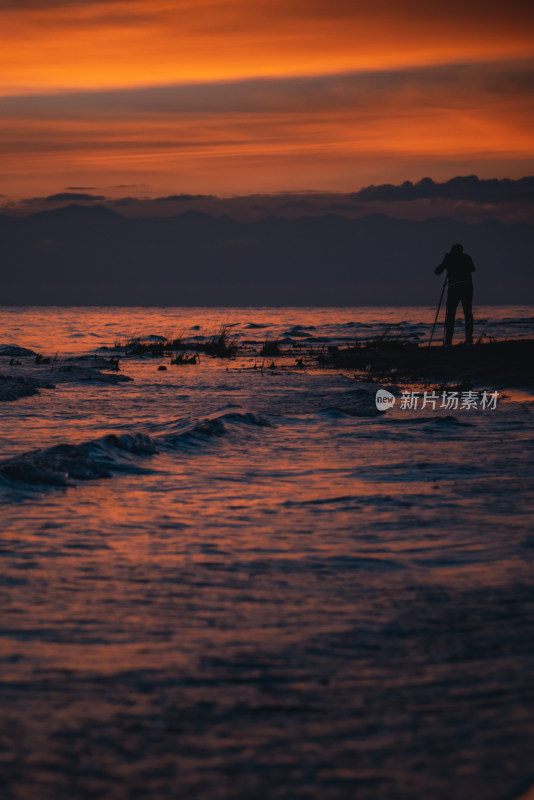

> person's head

[{"left": 451, "top": 243, "right": 463, "bottom": 254}]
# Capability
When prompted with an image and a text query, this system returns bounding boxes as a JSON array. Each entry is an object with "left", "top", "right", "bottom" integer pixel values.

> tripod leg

[{"left": 428, "top": 277, "right": 448, "bottom": 346}]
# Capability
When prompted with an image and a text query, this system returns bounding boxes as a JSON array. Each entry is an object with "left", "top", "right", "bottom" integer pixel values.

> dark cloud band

[
  {"left": 351, "top": 176, "right": 534, "bottom": 205},
  {"left": 1, "top": 60, "right": 533, "bottom": 118}
]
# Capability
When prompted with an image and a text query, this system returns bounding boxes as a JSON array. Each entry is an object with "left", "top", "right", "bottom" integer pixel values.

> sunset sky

[{"left": 1, "top": 0, "right": 533, "bottom": 202}]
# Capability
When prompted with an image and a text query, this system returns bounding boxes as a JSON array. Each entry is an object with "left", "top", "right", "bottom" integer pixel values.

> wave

[
  {"left": 0, "top": 408, "right": 271, "bottom": 488},
  {"left": 422, "top": 415, "right": 474, "bottom": 429},
  {"left": 158, "top": 409, "right": 270, "bottom": 450},
  {"left": 321, "top": 388, "right": 382, "bottom": 418},
  {"left": 384, "top": 414, "right": 473, "bottom": 428},
  {"left": 0, "top": 375, "right": 55, "bottom": 403},
  {"left": 0, "top": 433, "right": 157, "bottom": 487}
]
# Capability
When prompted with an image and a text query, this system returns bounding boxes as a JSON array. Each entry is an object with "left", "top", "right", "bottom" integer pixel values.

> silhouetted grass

[
  {"left": 192, "top": 324, "right": 239, "bottom": 358},
  {"left": 118, "top": 324, "right": 239, "bottom": 359},
  {"left": 260, "top": 339, "right": 281, "bottom": 357}
]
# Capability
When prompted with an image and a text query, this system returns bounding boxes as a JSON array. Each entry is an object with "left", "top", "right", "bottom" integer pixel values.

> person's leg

[
  {"left": 445, "top": 290, "right": 459, "bottom": 345},
  {"left": 461, "top": 285, "right": 473, "bottom": 343}
]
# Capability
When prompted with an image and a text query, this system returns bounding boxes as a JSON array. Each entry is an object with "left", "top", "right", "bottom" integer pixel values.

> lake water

[{"left": 1, "top": 306, "right": 533, "bottom": 800}]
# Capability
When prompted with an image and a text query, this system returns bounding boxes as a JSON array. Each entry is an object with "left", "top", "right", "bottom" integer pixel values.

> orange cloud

[
  {"left": 1, "top": 81, "right": 532, "bottom": 197},
  {"left": 1, "top": 0, "right": 533, "bottom": 92},
  {"left": 0, "top": 1, "right": 533, "bottom": 196}
]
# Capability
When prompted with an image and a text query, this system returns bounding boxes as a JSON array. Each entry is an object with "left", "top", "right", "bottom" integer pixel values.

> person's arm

[
  {"left": 468, "top": 255, "right": 475, "bottom": 272},
  {"left": 435, "top": 260, "right": 446, "bottom": 276}
]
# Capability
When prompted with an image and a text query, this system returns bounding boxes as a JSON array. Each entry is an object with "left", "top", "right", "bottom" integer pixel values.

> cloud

[
  {"left": 153, "top": 194, "right": 216, "bottom": 202},
  {"left": 351, "top": 176, "right": 534, "bottom": 205},
  {"left": 3, "top": 0, "right": 533, "bottom": 17},
  {"left": 276, "top": 0, "right": 534, "bottom": 22},
  {"left": 102, "top": 180, "right": 534, "bottom": 225},
  {"left": 1, "top": 0, "right": 533, "bottom": 97},
  {"left": 0, "top": 0, "right": 124, "bottom": 8},
  {"left": 6, "top": 178, "right": 533, "bottom": 225},
  {"left": 2, "top": 60, "right": 532, "bottom": 118},
  {"left": 45, "top": 192, "right": 106, "bottom": 202},
  {"left": 1, "top": 62, "right": 531, "bottom": 192}
]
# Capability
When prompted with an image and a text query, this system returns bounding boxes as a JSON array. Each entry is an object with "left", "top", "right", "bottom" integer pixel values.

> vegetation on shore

[{"left": 115, "top": 323, "right": 239, "bottom": 359}]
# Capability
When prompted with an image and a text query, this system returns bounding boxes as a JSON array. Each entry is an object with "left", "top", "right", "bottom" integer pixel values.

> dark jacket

[{"left": 436, "top": 251, "right": 475, "bottom": 286}]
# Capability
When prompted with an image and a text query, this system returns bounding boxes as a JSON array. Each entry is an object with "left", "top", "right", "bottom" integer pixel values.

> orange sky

[{"left": 1, "top": 0, "right": 533, "bottom": 200}]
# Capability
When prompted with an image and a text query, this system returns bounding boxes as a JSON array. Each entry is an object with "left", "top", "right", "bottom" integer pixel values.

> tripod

[{"left": 428, "top": 276, "right": 448, "bottom": 346}]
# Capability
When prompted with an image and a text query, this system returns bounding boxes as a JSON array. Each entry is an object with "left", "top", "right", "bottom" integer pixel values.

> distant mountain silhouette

[{"left": 0, "top": 207, "right": 532, "bottom": 305}]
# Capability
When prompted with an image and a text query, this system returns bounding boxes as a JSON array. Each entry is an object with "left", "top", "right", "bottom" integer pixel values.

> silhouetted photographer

[{"left": 435, "top": 243, "right": 475, "bottom": 345}]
